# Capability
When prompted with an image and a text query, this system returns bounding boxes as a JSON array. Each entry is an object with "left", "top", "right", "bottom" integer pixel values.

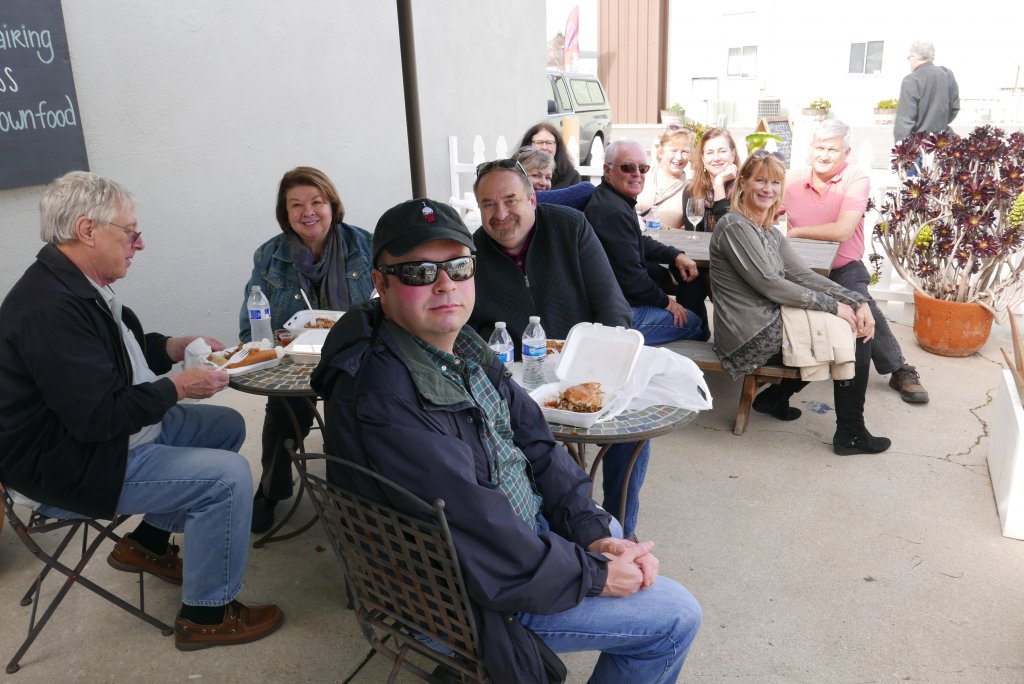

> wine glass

[{"left": 684, "top": 197, "right": 704, "bottom": 239}]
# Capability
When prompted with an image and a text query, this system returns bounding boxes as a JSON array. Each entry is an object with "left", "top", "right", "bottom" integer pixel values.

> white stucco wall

[{"left": 0, "top": 1, "right": 543, "bottom": 342}]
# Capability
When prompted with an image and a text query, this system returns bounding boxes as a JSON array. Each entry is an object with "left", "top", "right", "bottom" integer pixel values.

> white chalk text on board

[{"left": 0, "top": 3, "right": 89, "bottom": 191}]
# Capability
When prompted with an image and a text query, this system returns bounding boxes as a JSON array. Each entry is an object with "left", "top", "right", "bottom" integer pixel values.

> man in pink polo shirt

[{"left": 783, "top": 120, "right": 927, "bottom": 404}]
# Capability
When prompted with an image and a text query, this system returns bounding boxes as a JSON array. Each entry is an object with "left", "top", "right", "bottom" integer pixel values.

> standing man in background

[{"left": 894, "top": 41, "right": 959, "bottom": 143}]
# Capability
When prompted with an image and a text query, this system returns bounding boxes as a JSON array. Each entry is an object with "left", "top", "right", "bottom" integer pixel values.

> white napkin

[{"left": 184, "top": 338, "right": 213, "bottom": 369}]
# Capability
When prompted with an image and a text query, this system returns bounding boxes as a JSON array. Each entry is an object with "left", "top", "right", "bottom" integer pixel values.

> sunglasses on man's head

[
  {"left": 664, "top": 124, "right": 695, "bottom": 135},
  {"left": 608, "top": 162, "right": 651, "bottom": 174},
  {"left": 377, "top": 256, "right": 477, "bottom": 286},
  {"left": 476, "top": 158, "right": 530, "bottom": 181}
]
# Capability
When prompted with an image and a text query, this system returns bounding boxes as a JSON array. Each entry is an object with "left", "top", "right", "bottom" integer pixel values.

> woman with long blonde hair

[{"left": 709, "top": 153, "right": 890, "bottom": 455}]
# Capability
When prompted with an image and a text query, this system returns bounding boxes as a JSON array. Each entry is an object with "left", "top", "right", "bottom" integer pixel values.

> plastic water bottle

[
  {"left": 247, "top": 285, "right": 273, "bottom": 344},
  {"left": 521, "top": 316, "right": 547, "bottom": 390},
  {"left": 645, "top": 204, "right": 662, "bottom": 237},
  {"left": 488, "top": 322, "right": 514, "bottom": 369}
]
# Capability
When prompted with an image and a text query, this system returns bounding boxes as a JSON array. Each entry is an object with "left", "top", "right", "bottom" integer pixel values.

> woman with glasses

[
  {"left": 513, "top": 145, "right": 596, "bottom": 211},
  {"left": 709, "top": 154, "right": 890, "bottom": 455},
  {"left": 519, "top": 122, "right": 582, "bottom": 190},
  {"left": 239, "top": 166, "right": 375, "bottom": 533},
  {"left": 685, "top": 127, "right": 741, "bottom": 233},
  {"left": 636, "top": 125, "right": 694, "bottom": 230}
]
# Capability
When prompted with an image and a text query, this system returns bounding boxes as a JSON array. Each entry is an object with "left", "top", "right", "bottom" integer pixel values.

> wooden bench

[{"left": 661, "top": 339, "right": 801, "bottom": 436}]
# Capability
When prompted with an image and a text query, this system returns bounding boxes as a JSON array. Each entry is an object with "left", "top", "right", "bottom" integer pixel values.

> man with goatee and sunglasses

[{"left": 311, "top": 198, "right": 700, "bottom": 684}]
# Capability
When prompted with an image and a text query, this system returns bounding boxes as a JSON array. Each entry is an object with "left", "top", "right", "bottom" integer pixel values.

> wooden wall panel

[{"left": 598, "top": 0, "right": 667, "bottom": 124}]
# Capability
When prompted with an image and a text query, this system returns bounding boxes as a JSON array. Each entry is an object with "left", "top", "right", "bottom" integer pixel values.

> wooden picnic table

[{"left": 654, "top": 229, "right": 839, "bottom": 275}]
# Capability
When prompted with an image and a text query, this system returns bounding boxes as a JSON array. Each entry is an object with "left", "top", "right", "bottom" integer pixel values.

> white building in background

[{"left": 664, "top": 1, "right": 1023, "bottom": 127}]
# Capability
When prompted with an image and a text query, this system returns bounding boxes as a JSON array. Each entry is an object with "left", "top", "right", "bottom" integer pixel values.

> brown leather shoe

[
  {"left": 107, "top": 537, "right": 183, "bottom": 585},
  {"left": 174, "top": 601, "right": 284, "bottom": 651},
  {"left": 889, "top": 364, "right": 929, "bottom": 404}
]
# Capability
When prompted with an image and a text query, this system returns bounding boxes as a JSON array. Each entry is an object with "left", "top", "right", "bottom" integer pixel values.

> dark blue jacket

[
  {"left": 311, "top": 301, "right": 611, "bottom": 683},
  {"left": 0, "top": 245, "right": 177, "bottom": 518}
]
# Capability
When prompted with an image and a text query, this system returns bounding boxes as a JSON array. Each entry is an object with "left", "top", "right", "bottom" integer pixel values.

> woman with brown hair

[
  {"left": 239, "top": 166, "right": 375, "bottom": 532},
  {"left": 519, "top": 122, "right": 582, "bottom": 189},
  {"left": 709, "top": 153, "right": 890, "bottom": 455},
  {"left": 684, "top": 127, "right": 740, "bottom": 232}
]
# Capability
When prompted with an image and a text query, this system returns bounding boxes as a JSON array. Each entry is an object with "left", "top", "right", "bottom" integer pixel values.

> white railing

[{"left": 448, "top": 134, "right": 605, "bottom": 230}]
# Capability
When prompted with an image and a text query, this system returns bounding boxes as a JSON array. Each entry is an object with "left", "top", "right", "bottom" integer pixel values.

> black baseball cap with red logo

[{"left": 371, "top": 198, "right": 475, "bottom": 264}]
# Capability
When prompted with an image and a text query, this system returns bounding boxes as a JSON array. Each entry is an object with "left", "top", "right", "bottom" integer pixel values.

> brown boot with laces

[{"left": 889, "top": 364, "right": 929, "bottom": 404}]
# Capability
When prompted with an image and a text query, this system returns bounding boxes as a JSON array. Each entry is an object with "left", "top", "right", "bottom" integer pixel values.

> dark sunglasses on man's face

[
  {"left": 377, "top": 256, "right": 477, "bottom": 286},
  {"left": 608, "top": 162, "right": 651, "bottom": 174}
]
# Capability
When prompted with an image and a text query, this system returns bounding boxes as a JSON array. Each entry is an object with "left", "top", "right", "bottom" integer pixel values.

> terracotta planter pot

[{"left": 912, "top": 290, "right": 994, "bottom": 357}]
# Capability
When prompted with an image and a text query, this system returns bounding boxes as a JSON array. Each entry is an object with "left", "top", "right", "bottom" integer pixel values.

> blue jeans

[
  {"left": 521, "top": 519, "right": 702, "bottom": 683},
  {"left": 601, "top": 442, "right": 650, "bottom": 539},
  {"left": 631, "top": 305, "right": 703, "bottom": 345},
  {"left": 829, "top": 260, "right": 906, "bottom": 374},
  {"left": 40, "top": 404, "right": 252, "bottom": 607}
]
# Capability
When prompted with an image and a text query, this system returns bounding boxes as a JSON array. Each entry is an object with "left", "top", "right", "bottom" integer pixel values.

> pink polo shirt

[{"left": 783, "top": 162, "right": 870, "bottom": 269}]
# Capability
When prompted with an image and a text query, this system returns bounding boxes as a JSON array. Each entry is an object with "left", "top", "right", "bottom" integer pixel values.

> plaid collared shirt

[{"left": 413, "top": 332, "right": 543, "bottom": 526}]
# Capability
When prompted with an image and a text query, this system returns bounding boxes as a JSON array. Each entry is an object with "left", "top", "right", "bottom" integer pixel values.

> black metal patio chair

[
  {"left": 0, "top": 481, "right": 173, "bottom": 674},
  {"left": 288, "top": 446, "right": 487, "bottom": 683}
]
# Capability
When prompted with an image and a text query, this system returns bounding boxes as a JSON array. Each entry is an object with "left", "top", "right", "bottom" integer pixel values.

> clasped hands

[
  {"left": 836, "top": 302, "right": 875, "bottom": 342},
  {"left": 588, "top": 536, "right": 659, "bottom": 597}
]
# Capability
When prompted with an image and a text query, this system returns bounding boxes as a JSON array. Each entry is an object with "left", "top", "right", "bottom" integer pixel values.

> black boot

[
  {"left": 251, "top": 491, "right": 278, "bottom": 534},
  {"left": 833, "top": 430, "right": 892, "bottom": 456},
  {"left": 752, "top": 380, "right": 807, "bottom": 421}
]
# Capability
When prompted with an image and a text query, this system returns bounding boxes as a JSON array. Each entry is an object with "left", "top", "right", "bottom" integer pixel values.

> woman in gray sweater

[{"left": 709, "top": 153, "right": 890, "bottom": 455}]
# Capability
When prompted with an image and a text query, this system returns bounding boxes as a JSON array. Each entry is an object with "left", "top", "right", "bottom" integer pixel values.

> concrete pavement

[{"left": 3, "top": 302, "right": 1024, "bottom": 682}]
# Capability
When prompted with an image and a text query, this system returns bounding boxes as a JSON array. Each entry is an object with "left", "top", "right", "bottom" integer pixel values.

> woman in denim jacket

[{"left": 239, "top": 167, "right": 374, "bottom": 533}]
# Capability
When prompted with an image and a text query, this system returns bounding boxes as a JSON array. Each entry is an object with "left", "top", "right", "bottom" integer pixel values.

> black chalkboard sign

[
  {"left": 755, "top": 117, "right": 792, "bottom": 167},
  {"left": 0, "top": 0, "right": 88, "bottom": 190}
]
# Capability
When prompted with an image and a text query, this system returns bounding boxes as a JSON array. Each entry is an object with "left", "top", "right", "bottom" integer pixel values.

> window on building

[
  {"left": 849, "top": 41, "right": 884, "bottom": 74},
  {"left": 727, "top": 45, "right": 757, "bottom": 77}
]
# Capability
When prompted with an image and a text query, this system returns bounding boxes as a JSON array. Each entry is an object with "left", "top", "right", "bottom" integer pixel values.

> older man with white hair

[
  {"left": 586, "top": 139, "right": 704, "bottom": 345},
  {"left": 894, "top": 40, "right": 959, "bottom": 143},
  {"left": 0, "top": 171, "right": 284, "bottom": 651},
  {"left": 785, "top": 120, "right": 928, "bottom": 404}
]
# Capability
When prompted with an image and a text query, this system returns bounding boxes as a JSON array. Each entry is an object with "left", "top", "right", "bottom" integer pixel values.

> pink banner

[{"left": 563, "top": 6, "right": 579, "bottom": 71}]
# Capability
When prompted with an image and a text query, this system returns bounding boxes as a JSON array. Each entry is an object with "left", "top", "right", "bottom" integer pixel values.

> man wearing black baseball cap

[{"left": 311, "top": 198, "right": 700, "bottom": 684}]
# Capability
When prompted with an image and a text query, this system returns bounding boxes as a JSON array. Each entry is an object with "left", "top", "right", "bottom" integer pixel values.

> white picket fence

[{"left": 448, "top": 134, "right": 605, "bottom": 230}]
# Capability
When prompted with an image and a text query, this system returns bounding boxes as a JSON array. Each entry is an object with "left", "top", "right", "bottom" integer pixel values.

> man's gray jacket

[{"left": 894, "top": 62, "right": 960, "bottom": 141}]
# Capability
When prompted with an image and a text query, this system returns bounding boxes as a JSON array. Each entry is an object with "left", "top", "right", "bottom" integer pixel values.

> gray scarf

[{"left": 288, "top": 226, "right": 350, "bottom": 310}]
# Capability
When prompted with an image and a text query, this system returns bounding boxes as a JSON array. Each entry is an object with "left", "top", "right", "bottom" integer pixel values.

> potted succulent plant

[
  {"left": 872, "top": 126, "right": 1024, "bottom": 356},
  {"left": 874, "top": 98, "right": 898, "bottom": 125},
  {"left": 660, "top": 103, "right": 685, "bottom": 124},
  {"left": 802, "top": 97, "right": 830, "bottom": 120}
]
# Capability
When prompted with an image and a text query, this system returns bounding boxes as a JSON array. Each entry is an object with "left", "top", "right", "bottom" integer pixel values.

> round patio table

[
  {"left": 229, "top": 358, "right": 322, "bottom": 548},
  {"left": 547, "top": 405, "right": 695, "bottom": 530}
]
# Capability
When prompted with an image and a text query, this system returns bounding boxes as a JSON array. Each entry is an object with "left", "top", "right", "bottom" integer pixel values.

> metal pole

[{"left": 396, "top": 0, "right": 426, "bottom": 198}]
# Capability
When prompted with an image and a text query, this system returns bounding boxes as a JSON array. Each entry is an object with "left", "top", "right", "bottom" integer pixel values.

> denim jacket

[{"left": 239, "top": 223, "right": 374, "bottom": 342}]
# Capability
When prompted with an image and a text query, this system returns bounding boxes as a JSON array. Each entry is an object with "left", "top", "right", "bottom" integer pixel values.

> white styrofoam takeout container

[
  {"left": 284, "top": 329, "right": 331, "bottom": 364},
  {"left": 528, "top": 322, "right": 643, "bottom": 428},
  {"left": 282, "top": 309, "right": 344, "bottom": 333}
]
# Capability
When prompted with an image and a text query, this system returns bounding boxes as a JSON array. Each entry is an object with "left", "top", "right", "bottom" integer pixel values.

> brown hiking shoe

[{"left": 889, "top": 365, "right": 929, "bottom": 404}]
